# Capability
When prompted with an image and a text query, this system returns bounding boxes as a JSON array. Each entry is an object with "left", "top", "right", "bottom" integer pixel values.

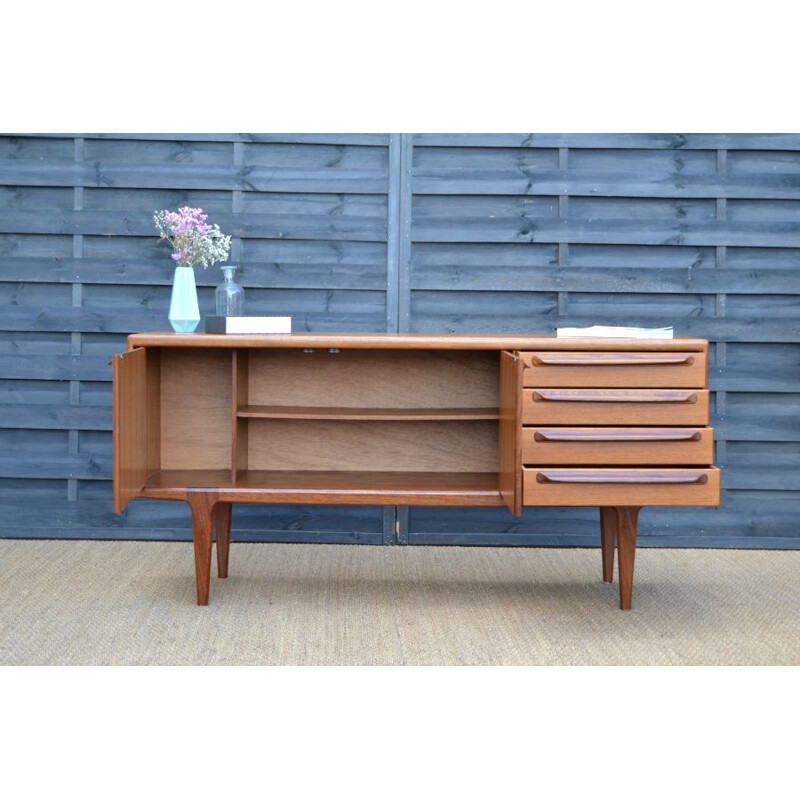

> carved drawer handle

[
  {"left": 536, "top": 471, "right": 709, "bottom": 485},
  {"left": 533, "top": 429, "right": 702, "bottom": 443},
  {"left": 530, "top": 354, "right": 695, "bottom": 367},
  {"left": 532, "top": 390, "right": 698, "bottom": 404}
]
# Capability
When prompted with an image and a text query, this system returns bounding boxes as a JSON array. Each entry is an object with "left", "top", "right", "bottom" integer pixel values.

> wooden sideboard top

[{"left": 128, "top": 332, "right": 709, "bottom": 352}]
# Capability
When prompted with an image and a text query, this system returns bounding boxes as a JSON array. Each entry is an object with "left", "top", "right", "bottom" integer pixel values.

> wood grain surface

[
  {"left": 520, "top": 349, "right": 707, "bottom": 388},
  {"left": 238, "top": 405, "right": 499, "bottom": 420},
  {"left": 128, "top": 333, "right": 710, "bottom": 352},
  {"left": 143, "top": 470, "right": 504, "bottom": 507},
  {"left": 522, "top": 389, "right": 710, "bottom": 425},
  {"left": 112, "top": 348, "right": 148, "bottom": 513},
  {"left": 600, "top": 507, "right": 616, "bottom": 583},
  {"left": 246, "top": 348, "right": 499, "bottom": 409},
  {"left": 615, "top": 506, "right": 641, "bottom": 610},
  {"left": 232, "top": 350, "right": 248, "bottom": 478},
  {"left": 245, "top": 419, "right": 498, "bottom": 473},
  {"left": 160, "top": 349, "right": 232, "bottom": 470},
  {"left": 522, "top": 427, "right": 714, "bottom": 465},
  {"left": 522, "top": 467, "right": 720, "bottom": 506},
  {"left": 499, "top": 350, "right": 523, "bottom": 516}
]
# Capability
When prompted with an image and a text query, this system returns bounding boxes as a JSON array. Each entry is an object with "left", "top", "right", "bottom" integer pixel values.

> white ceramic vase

[{"left": 168, "top": 266, "right": 200, "bottom": 333}]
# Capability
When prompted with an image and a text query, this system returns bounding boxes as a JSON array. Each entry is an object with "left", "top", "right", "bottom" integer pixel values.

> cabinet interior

[{"left": 149, "top": 347, "right": 505, "bottom": 497}]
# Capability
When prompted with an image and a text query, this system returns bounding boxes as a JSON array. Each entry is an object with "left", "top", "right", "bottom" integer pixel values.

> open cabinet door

[
  {"left": 499, "top": 350, "right": 523, "bottom": 516},
  {"left": 113, "top": 347, "right": 149, "bottom": 513}
]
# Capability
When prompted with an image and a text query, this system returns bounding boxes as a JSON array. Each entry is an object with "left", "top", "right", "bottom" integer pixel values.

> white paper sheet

[{"left": 556, "top": 325, "right": 674, "bottom": 339}]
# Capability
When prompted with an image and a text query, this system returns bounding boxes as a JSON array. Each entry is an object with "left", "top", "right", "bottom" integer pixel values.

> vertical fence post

[
  {"left": 386, "top": 134, "right": 414, "bottom": 543},
  {"left": 68, "top": 136, "right": 84, "bottom": 503},
  {"left": 714, "top": 149, "right": 727, "bottom": 474},
  {"left": 387, "top": 134, "right": 401, "bottom": 334},
  {"left": 556, "top": 146, "right": 569, "bottom": 327},
  {"left": 397, "top": 133, "right": 413, "bottom": 334},
  {"left": 385, "top": 135, "right": 403, "bottom": 542}
]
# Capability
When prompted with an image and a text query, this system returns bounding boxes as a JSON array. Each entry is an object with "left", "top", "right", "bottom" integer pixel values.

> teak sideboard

[{"left": 113, "top": 333, "right": 721, "bottom": 609}]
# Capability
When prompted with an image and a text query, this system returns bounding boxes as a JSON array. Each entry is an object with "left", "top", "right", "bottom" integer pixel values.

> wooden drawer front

[
  {"left": 521, "top": 427, "right": 714, "bottom": 466},
  {"left": 520, "top": 351, "right": 706, "bottom": 388},
  {"left": 521, "top": 389, "right": 709, "bottom": 425},
  {"left": 523, "top": 467, "right": 720, "bottom": 506}
]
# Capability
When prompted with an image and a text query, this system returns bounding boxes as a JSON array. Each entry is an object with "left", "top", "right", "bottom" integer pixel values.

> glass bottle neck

[{"left": 222, "top": 267, "right": 237, "bottom": 283}]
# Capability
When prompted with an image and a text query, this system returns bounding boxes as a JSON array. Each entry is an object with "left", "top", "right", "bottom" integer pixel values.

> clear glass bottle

[{"left": 215, "top": 265, "right": 245, "bottom": 316}]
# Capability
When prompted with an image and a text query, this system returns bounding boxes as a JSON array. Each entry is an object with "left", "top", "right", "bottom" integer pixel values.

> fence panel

[
  {"left": 0, "top": 133, "right": 394, "bottom": 543},
  {"left": 405, "top": 134, "right": 800, "bottom": 547},
  {"left": 1, "top": 132, "right": 798, "bottom": 547}
]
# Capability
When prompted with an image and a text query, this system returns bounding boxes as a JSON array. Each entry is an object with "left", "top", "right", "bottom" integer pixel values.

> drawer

[
  {"left": 520, "top": 351, "right": 706, "bottom": 388},
  {"left": 521, "top": 427, "right": 714, "bottom": 466},
  {"left": 522, "top": 467, "right": 720, "bottom": 506},
  {"left": 521, "top": 389, "right": 709, "bottom": 426}
]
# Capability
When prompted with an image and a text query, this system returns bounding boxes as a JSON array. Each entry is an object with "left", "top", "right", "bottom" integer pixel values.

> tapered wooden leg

[
  {"left": 187, "top": 493, "right": 216, "bottom": 606},
  {"left": 615, "top": 506, "right": 641, "bottom": 610},
  {"left": 600, "top": 506, "right": 617, "bottom": 583},
  {"left": 214, "top": 502, "right": 232, "bottom": 579}
]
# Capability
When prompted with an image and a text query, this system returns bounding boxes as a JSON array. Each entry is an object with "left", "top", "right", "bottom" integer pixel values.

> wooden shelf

[
  {"left": 237, "top": 405, "right": 499, "bottom": 421},
  {"left": 142, "top": 469, "right": 504, "bottom": 506}
]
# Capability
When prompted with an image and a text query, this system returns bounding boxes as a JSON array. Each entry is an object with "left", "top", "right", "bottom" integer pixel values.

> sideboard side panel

[
  {"left": 146, "top": 347, "right": 161, "bottom": 477},
  {"left": 499, "top": 350, "right": 523, "bottom": 516},
  {"left": 113, "top": 347, "right": 149, "bottom": 513}
]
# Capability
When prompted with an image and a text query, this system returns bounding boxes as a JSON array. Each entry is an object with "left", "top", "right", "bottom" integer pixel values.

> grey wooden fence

[{"left": 1, "top": 133, "right": 798, "bottom": 548}]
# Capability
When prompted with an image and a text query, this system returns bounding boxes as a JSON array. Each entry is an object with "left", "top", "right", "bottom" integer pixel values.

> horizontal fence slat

[
  {"left": 0, "top": 498, "right": 383, "bottom": 542},
  {"left": 709, "top": 367, "right": 800, "bottom": 393},
  {"left": 408, "top": 297, "right": 800, "bottom": 341},
  {"left": 410, "top": 265, "right": 797, "bottom": 294},
  {"left": 413, "top": 168, "right": 800, "bottom": 199},
  {"left": 721, "top": 467, "right": 800, "bottom": 491},
  {"left": 406, "top": 499, "right": 800, "bottom": 547},
  {"left": 0, "top": 258, "right": 388, "bottom": 290},
  {"left": 6, "top": 306, "right": 800, "bottom": 343},
  {"left": 0, "top": 209, "right": 388, "bottom": 241},
  {"left": 0, "top": 404, "right": 110, "bottom": 430},
  {"left": 0, "top": 161, "right": 387, "bottom": 193},
  {"left": 411, "top": 216, "right": 800, "bottom": 248},
  {"left": 0, "top": 454, "right": 110, "bottom": 480},
  {"left": 412, "top": 133, "right": 800, "bottom": 150},
  {"left": 10, "top": 133, "right": 390, "bottom": 145},
  {"left": 0, "top": 354, "right": 112, "bottom": 380}
]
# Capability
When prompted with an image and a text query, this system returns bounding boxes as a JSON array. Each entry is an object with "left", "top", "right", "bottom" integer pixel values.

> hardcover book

[{"left": 204, "top": 316, "right": 292, "bottom": 334}]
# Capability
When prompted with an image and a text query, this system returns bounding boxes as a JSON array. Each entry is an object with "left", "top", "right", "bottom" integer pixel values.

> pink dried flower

[{"left": 154, "top": 206, "right": 231, "bottom": 269}]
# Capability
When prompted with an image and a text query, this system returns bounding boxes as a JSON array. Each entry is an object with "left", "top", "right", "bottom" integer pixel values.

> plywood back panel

[
  {"left": 247, "top": 419, "right": 498, "bottom": 472},
  {"left": 160, "top": 348, "right": 232, "bottom": 470},
  {"left": 247, "top": 349, "right": 498, "bottom": 409}
]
